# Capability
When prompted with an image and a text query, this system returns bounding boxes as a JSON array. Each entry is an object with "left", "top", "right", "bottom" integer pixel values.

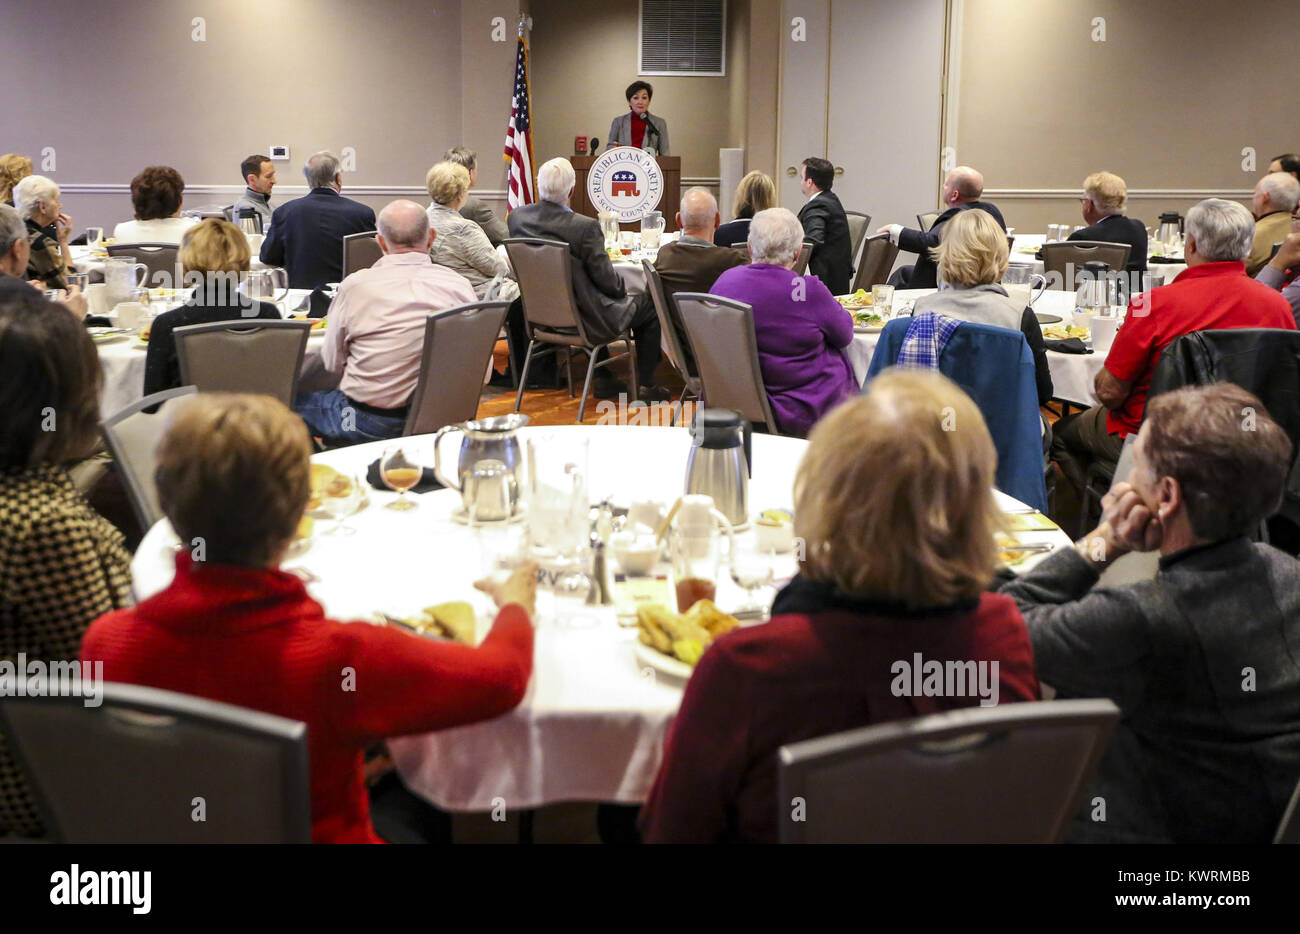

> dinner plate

[
  {"left": 853, "top": 324, "right": 885, "bottom": 334},
  {"left": 88, "top": 327, "right": 133, "bottom": 344},
  {"left": 1034, "top": 312, "right": 1063, "bottom": 325},
  {"left": 634, "top": 641, "right": 693, "bottom": 682}
]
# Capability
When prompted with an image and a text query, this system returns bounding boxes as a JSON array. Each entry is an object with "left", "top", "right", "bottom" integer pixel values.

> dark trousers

[{"left": 1051, "top": 403, "right": 1126, "bottom": 491}]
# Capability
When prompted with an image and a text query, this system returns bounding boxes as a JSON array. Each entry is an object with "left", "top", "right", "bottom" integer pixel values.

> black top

[
  {"left": 898, "top": 201, "right": 1007, "bottom": 290},
  {"left": 797, "top": 190, "right": 853, "bottom": 296},
  {"left": 259, "top": 188, "right": 376, "bottom": 290},
  {"left": 1067, "top": 214, "right": 1148, "bottom": 273},
  {"left": 713, "top": 217, "right": 752, "bottom": 248},
  {"left": 142, "top": 291, "right": 281, "bottom": 397}
]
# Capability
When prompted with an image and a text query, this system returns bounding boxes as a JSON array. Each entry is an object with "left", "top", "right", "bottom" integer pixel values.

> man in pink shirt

[{"left": 295, "top": 200, "right": 477, "bottom": 446}]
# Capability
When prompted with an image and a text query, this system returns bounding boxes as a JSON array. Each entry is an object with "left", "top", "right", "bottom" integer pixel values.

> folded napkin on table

[
  {"left": 1043, "top": 337, "right": 1092, "bottom": 354},
  {"left": 366, "top": 458, "right": 444, "bottom": 493}
]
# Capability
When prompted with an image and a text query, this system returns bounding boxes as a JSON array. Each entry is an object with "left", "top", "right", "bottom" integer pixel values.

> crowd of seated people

[{"left": 4, "top": 139, "right": 1300, "bottom": 845}]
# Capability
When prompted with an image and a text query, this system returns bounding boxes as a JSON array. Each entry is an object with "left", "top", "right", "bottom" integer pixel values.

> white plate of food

[
  {"left": 634, "top": 641, "right": 694, "bottom": 681},
  {"left": 88, "top": 326, "right": 133, "bottom": 344}
]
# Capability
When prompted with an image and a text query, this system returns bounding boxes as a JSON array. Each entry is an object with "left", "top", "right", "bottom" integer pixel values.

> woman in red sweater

[
  {"left": 81, "top": 393, "right": 535, "bottom": 844},
  {"left": 640, "top": 370, "right": 1041, "bottom": 843}
]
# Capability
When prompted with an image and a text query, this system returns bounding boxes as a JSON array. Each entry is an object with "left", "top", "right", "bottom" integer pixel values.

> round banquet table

[
  {"left": 845, "top": 288, "right": 1107, "bottom": 407},
  {"left": 128, "top": 425, "right": 1072, "bottom": 812},
  {"left": 94, "top": 288, "right": 335, "bottom": 418},
  {"left": 1007, "top": 233, "right": 1187, "bottom": 282}
]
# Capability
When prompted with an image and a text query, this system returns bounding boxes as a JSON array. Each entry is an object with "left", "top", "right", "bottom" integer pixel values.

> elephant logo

[{"left": 610, "top": 170, "right": 641, "bottom": 198}]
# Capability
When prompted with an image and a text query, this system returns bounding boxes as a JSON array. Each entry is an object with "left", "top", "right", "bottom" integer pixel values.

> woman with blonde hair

[
  {"left": 642, "top": 369, "right": 1040, "bottom": 843},
  {"left": 0, "top": 153, "right": 33, "bottom": 206},
  {"left": 81, "top": 392, "right": 536, "bottom": 843},
  {"left": 425, "top": 161, "right": 516, "bottom": 302},
  {"left": 714, "top": 170, "right": 776, "bottom": 247},
  {"left": 142, "top": 218, "right": 281, "bottom": 396},
  {"left": 912, "top": 207, "right": 1053, "bottom": 405}
]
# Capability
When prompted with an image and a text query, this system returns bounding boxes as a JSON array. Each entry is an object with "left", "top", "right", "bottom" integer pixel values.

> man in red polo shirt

[{"left": 1053, "top": 198, "right": 1296, "bottom": 492}]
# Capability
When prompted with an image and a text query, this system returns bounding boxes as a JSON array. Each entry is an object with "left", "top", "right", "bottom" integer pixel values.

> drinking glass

[
  {"left": 619, "top": 230, "right": 636, "bottom": 254},
  {"left": 526, "top": 437, "right": 589, "bottom": 562},
  {"left": 66, "top": 272, "right": 89, "bottom": 292},
  {"left": 320, "top": 473, "right": 363, "bottom": 534},
  {"left": 729, "top": 540, "right": 776, "bottom": 615},
  {"left": 599, "top": 212, "right": 620, "bottom": 250},
  {"left": 380, "top": 444, "right": 423, "bottom": 511},
  {"left": 871, "top": 283, "right": 895, "bottom": 313},
  {"left": 671, "top": 527, "right": 722, "bottom": 613},
  {"left": 85, "top": 227, "right": 104, "bottom": 252}
]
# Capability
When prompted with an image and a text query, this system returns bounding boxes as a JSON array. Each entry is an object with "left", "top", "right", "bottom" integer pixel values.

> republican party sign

[{"left": 587, "top": 147, "right": 664, "bottom": 222}]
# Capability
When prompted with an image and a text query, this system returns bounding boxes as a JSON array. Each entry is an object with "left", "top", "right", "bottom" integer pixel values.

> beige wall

[
  {"left": 953, "top": 0, "right": 1298, "bottom": 232},
  {"left": 0, "top": 0, "right": 524, "bottom": 229},
  {"left": 528, "top": 0, "right": 748, "bottom": 185}
]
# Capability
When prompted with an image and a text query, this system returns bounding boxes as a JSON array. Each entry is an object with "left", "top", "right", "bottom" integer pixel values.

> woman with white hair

[
  {"left": 425, "top": 161, "right": 517, "bottom": 302},
  {"left": 13, "top": 174, "right": 73, "bottom": 289},
  {"left": 708, "top": 207, "right": 858, "bottom": 436}
]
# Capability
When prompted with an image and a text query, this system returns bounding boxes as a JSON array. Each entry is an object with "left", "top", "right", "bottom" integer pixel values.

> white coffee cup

[{"left": 1091, "top": 315, "right": 1118, "bottom": 353}]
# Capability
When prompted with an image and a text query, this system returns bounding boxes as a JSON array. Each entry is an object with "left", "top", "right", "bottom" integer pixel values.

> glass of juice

[
  {"left": 380, "top": 444, "right": 423, "bottom": 511},
  {"left": 670, "top": 527, "right": 721, "bottom": 613}
]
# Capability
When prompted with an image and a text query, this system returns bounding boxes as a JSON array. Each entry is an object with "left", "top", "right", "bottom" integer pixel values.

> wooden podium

[{"left": 571, "top": 154, "right": 681, "bottom": 232}]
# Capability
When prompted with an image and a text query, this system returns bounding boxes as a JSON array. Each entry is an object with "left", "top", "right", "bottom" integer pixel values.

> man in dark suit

[
  {"left": 795, "top": 157, "right": 852, "bottom": 295},
  {"left": 506, "top": 157, "right": 665, "bottom": 400},
  {"left": 260, "top": 151, "right": 376, "bottom": 290},
  {"left": 1068, "top": 171, "right": 1147, "bottom": 276},
  {"left": 444, "top": 146, "right": 509, "bottom": 247},
  {"left": 641, "top": 187, "right": 746, "bottom": 369},
  {"left": 879, "top": 166, "right": 1006, "bottom": 290}
]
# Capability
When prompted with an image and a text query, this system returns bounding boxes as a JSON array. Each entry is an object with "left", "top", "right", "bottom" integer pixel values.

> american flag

[{"left": 503, "top": 28, "right": 535, "bottom": 210}]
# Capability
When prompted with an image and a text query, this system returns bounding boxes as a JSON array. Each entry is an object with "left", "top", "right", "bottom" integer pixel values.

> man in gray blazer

[
  {"left": 506, "top": 157, "right": 666, "bottom": 400},
  {"left": 444, "top": 146, "right": 508, "bottom": 247},
  {"left": 1001, "top": 382, "right": 1300, "bottom": 843}
]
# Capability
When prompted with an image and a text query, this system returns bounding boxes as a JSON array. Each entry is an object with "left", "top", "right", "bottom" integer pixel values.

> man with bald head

[
  {"left": 294, "top": 199, "right": 477, "bottom": 446},
  {"left": 260, "top": 150, "right": 376, "bottom": 289},
  {"left": 642, "top": 187, "right": 747, "bottom": 367},
  {"left": 1247, "top": 172, "right": 1300, "bottom": 276},
  {"left": 879, "top": 165, "right": 1006, "bottom": 290}
]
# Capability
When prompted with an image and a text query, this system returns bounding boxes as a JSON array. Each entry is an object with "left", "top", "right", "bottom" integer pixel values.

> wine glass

[
  {"left": 85, "top": 227, "right": 104, "bottom": 254},
  {"left": 320, "top": 472, "right": 362, "bottom": 534},
  {"left": 380, "top": 445, "right": 422, "bottom": 511},
  {"left": 729, "top": 540, "right": 776, "bottom": 616}
]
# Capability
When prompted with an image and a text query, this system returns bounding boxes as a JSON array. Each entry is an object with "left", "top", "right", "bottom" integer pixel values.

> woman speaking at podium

[{"left": 607, "top": 80, "right": 670, "bottom": 156}]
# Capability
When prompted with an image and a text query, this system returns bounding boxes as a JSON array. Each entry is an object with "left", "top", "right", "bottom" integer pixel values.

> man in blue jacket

[{"left": 261, "top": 151, "right": 376, "bottom": 289}]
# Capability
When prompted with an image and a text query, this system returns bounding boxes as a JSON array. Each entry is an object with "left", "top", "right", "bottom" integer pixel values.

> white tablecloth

[
  {"left": 128, "top": 425, "right": 1070, "bottom": 811},
  {"left": 1008, "top": 233, "right": 1187, "bottom": 282},
  {"left": 845, "top": 289, "right": 1106, "bottom": 407},
  {"left": 95, "top": 288, "right": 332, "bottom": 418}
]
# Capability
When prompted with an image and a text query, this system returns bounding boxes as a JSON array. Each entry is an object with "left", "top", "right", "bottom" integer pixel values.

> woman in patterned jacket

[{"left": 0, "top": 283, "right": 132, "bottom": 838}]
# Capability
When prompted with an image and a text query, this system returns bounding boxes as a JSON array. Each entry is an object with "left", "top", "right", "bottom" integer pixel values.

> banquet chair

[
  {"left": 642, "top": 261, "right": 701, "bottom": 425},
  {"left": 791, "top": 240, "right": 814, "bottom": 276},
  {"left": 174, "top": 319, "right": 312, "bottom": 407},
  {"left": 1275, "top": 775, "right": 1300, "bottom": 844},
  {"left": 107, "top": 242, "right": 180, "bottom": 289},
  {"left": 865, "top": 317, "right": 1048, "bottom": 511},
  {"left": 504, "top": 237, "right": 638, "bottom": 422},
  {"left": 674, "top": 292, "right": 781, "bottom": 434},
  {"left": 851, "top": 233, "right": 899, "bottom": 293},
  {"left": 0, "top": 680, "right": 310, "bottom": 843},
  {"left": 777, "top": 699, "right": 1119, "bottom": 843},
  {"left": 342, "top": 232, "right": 382, "bottom": 278},
  {"left": 1041, "top": 241, "right": 1131, "bottom": 290},
  {"left": 844, "top": 210, "right": 873, "bottom": 274},
  {"left": 1145, "top": 328, "right": 1300, "bottom": 540},
  {"left": 917, "top": 211, "right": 941, "bottom": 233},
  {"left": 100, "top": 385, "right": 198, "bottom": 531},
  {"left": 404, "top": 300, "right": 510, "bottom": 435}
]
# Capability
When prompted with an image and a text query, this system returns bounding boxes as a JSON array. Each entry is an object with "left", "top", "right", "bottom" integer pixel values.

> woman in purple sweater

[{"left": 709, "top": 207, "right": 858, "bottom": 436}]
